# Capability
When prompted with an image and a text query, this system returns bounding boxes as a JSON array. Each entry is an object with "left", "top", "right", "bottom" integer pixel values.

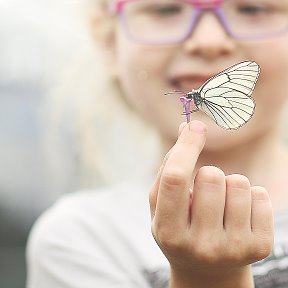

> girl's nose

[{"left": 183, "top": 12, "right": 235, "bottom": 59}]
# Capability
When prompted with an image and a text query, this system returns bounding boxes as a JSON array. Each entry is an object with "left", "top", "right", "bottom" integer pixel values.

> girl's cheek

[
  {"left": 246, "top": 39, "right": 288, "bottom": 105},
  {"left": 116, "top": 33, "right": 175, "bottom": 77}
]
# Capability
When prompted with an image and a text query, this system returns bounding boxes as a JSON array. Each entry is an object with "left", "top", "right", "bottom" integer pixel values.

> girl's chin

[{"left": 205, "top": 130, "right": 249, "bottom": 152}]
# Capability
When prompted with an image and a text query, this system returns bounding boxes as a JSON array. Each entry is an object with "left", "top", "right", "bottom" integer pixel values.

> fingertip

[
  {"left": 251, "top": 186, "right": 270, "bottom": 201},
  {"left": 188, "top": 120, "right": 207, "bottom": 134},
  {"left": 250, "top": 186, "right": 274, "bottom": 261},
  {"left": 178, "top": 121, "right": 207, "bottom": 138},
  {"left": 251, "top": 186, "right": 274, "bottom": 240},
  {"left": 178, "top": 122, "right": 187, "bottom": 137}
]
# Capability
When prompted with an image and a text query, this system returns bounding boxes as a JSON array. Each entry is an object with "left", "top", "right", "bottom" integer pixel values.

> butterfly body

[
  {"left": 186, "top": 90, "right": 202, "bottom": 106},
  {"left": 177, "top": 61, "right": 260, "bottom": 130}
]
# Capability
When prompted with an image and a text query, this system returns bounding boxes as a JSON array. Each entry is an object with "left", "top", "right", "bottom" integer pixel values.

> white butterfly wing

[
  {"left": 197, "top": 61, "right": 259, "bottom": 130},
  {"left": 199, "top": 89, "right": 255, "bottom": 130}
]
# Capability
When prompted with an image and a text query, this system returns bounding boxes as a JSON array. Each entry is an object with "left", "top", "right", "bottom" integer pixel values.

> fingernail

[{"left": 189, "top": 120, "right": 206, "bottom": 134}]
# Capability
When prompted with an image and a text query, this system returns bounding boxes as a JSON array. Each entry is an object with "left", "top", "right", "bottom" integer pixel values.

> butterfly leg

[
  {"left": 181, "top": 108, "right": 199, "bottom": 115},
  {"left": 190, "top": 108, "right": 199, "bottom": 113}
]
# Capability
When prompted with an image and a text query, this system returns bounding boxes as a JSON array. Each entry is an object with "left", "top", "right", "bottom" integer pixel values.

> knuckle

[
  {"left": 254, "top": 248, "right": 271, "bottom": 261},
  {"left": 149, "top": 191, "right": 156, "bottom": 209},
  {"left": 161, "top": 168, "right": 187, "bottom": 189},
  {"left": 229, "top": 233, "right": 243, "bottom": 246},
  {"left": 154, "top": 226, "right": 183, "bottom": 252},
  {"left": 191, "top": 237, "right": 222, "bottom": 264},
  {"left": 163, "top": 149, "right": 172, "bottom": 164},
  {"left": 224, "top": 236, "right": 249, "bottom": 263},
  {"left": 226, "top": 241, "right": 247, "bottom": 262},
  {"left": 227, "top": 249, "right": 245, "bottom": 263},
  {"left": 250, "top": 238, "right": 274, "bottom": 261}
]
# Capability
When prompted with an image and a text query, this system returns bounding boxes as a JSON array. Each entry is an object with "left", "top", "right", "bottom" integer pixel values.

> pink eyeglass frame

[
  {"left": 109, "top": 0, "right": 288, "bottom": 45},
  {"left": 112, "top": 0, "right": 223, "bottom": 12}
]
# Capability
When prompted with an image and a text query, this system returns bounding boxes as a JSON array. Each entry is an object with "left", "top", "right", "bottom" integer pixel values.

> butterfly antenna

[{"left": 164, "top": 90, "right": 185, "bottom": 96}]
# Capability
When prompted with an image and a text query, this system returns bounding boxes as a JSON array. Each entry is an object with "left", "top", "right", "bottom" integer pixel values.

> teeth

[
  {"left": 170, "top": 80, "right": 190, "bottom": 93},
  {"left": 169, "top": 78, "right": 205, "bottom": 93}
]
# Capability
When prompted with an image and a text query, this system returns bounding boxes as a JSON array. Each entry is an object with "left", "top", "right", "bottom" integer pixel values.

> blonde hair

[{"left": 43, "top": 0, "right": 161, "bottom": 194}]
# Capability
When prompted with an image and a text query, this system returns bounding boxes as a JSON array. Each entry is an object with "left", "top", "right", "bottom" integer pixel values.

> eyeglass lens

[{"left": 120, "top": 0, "right": 288, "bottom": 43}]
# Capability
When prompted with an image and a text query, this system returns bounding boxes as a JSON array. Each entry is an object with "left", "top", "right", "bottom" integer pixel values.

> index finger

[
  {"left": 150, "top": 121, "right": 188, "bottom": 219},
  {"left": 155, "top": 120, "right": 207, "bottom": 232}
]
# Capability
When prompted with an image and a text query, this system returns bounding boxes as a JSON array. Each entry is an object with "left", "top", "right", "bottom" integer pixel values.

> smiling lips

[{"left": 169, "top": 74, "right": 215, "bottom": 92}]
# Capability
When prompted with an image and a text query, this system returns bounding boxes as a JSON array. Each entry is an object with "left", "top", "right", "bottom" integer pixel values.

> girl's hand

[{"left": 149, "top": 121, "right": 274, "bottom": 288}]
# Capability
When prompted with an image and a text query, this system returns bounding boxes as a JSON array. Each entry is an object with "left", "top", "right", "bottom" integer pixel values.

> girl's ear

[{"left": 89, "top": 7, "right": 119, "bottom": 78}]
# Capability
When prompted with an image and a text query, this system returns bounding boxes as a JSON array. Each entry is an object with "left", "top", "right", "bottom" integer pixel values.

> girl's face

[{"left": 108, "top": 0, "right": 288, "bottom": 151}]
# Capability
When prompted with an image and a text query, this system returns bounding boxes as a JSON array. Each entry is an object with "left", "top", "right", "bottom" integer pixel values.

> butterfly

[{"left": 166, "top": 61, "right": 260, "bottom": 130}]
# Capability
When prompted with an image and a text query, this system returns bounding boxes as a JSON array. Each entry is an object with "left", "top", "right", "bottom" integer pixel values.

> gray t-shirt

[
  {"left": 253, "top": 209, "right": 288, "bottom": 288},
  {"left": 26, "top": 181, "right": 288, "bottom": 288}
]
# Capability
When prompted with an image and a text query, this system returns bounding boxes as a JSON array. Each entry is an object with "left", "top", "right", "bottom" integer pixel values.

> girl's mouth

[{"left": 169, "top": 74, "right": 214, "bottom": 93}]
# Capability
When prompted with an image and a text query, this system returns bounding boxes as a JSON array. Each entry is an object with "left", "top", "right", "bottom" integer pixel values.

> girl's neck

[
  {"left": 196, "top": 128, "right": 288, "bottom": 211},
  {"left": 197, "top": 132, "right": 278, "bottom": 185},
  {"left": 161, "top": 125, "right": 288, "bottom": 211}
]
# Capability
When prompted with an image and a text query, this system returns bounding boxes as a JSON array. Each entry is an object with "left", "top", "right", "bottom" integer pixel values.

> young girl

[{"left": 27, "top": 0, "right": 288, "bottom": 287}]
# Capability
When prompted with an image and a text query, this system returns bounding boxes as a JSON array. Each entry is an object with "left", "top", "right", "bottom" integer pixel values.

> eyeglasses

[{"left": 110, "top": 0, "right": 288, "bottom": 45}]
